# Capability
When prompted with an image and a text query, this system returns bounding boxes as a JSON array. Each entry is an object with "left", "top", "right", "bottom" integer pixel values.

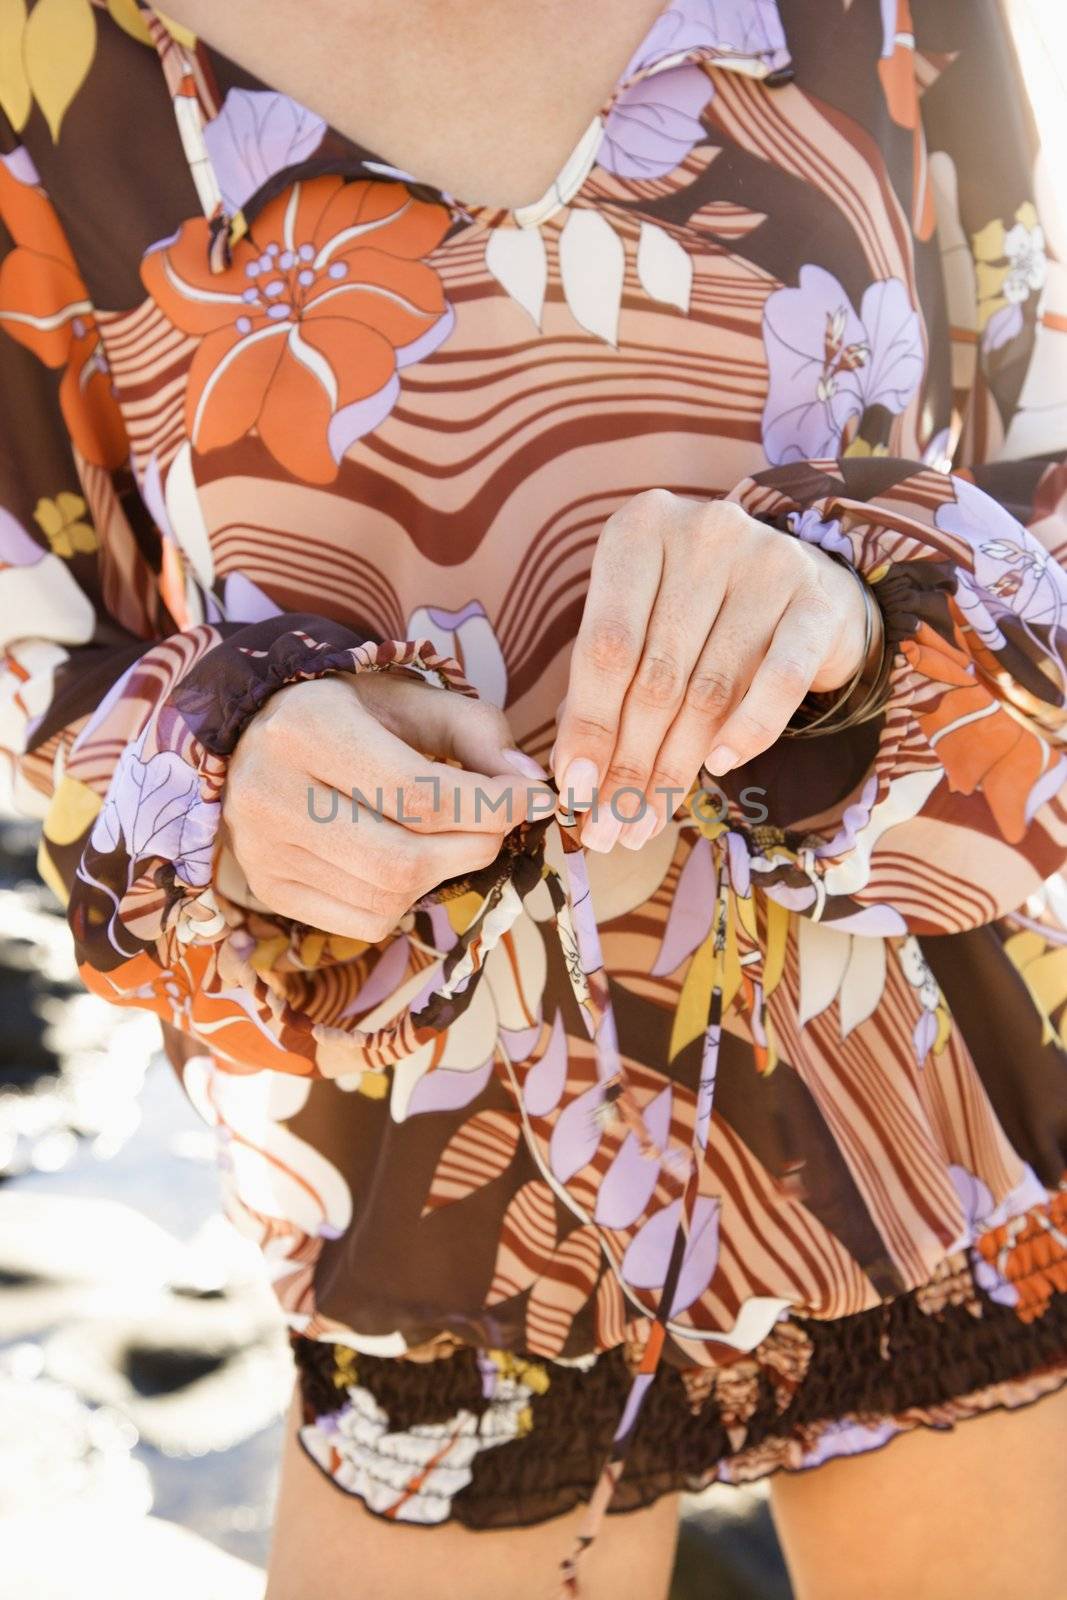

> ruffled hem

[{"left": 290, "top": 1243, "right": 1067, "bottom": 1531}]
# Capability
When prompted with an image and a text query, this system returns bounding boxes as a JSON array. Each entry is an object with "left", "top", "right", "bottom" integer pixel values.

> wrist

[{"left": 810, "top": 554, "right": 881, "bottom": 693}]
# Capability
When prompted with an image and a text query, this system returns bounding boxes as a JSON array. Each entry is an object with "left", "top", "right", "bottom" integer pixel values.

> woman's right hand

[{"left": 221, "top": 670, "right": 552, "bottom": 942}]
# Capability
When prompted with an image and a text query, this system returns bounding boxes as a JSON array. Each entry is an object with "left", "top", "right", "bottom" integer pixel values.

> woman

[{"left": 1, "top": 0, "right": 1065, "bottom": 1595}]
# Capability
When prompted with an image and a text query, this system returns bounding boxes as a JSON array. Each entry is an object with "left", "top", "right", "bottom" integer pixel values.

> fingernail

[
  {"left": 561, "top": 757, "right": 598, "bottom": 809},
  {"left": 620, "top": 810, "right": 658, "bottom": 851},
  {"left": 583, "top": 811, "right": 621, "bottom": 853},
  {"left": 502, "top": 747, "right": 548, "bottom": 780},
  {"left": 705, "top": 745, "right": 737, "bottom": 776}
]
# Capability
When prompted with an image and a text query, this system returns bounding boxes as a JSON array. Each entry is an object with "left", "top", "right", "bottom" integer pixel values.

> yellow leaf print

[
  {"left": 1004, "top": 929, "right": 1067, "bottom": 1049},
  {"left": 38, "top": 773, "right": 103, "bottom": 904},
  {"left": 156, "top": 9, "right": 198, "bottom": 49},
  {"left": 844, "top": 437, "right": 889, "bottom": 459},
  {"left": 669, "top": 927, "right": 717, "bottom": 1063},
  {"left": 0, "top": 0, "right": 31, "bottom": 131},
  {"left": 33, "top": 491, "right": 97, "bottom": 558},
  {"left": 21, "top": 0, "right": 97, "bottom": 142},
  {"left": 106, "top": 0, "right": 152, "bottom": 45},
  {"left": 42, "top": 772, "right": 102, "bottom": 845}
]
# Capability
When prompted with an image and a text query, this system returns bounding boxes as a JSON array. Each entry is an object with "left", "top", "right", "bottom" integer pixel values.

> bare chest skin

[{"left": 157, "top": 0, "right": 668, "bottom": 209}]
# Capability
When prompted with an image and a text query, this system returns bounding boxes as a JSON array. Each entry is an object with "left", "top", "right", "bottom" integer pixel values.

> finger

[
  {"left": 585, "top": 544, "right": 727, "bottom": 852},
  {"left": 254, "top": 676, "right": 535, "bottom": 835},
  {"left": 284, "top": 812, "right": 508, "bottom": 902},
  {"left": 615, "top": 594, "right": 758, "bottom": 848},
  {"left": 704, "top": 596, "right": 825, "bottom": 775},
  {"left": 347, "top": 677, "right": 553, "bottom": 828},
  {"left": 553, "top": 493, "right": 666, "bottom": 808},
  {"left": 436, "top": 693, "right": 551, "bottom": 793},
  {"left": 258, "top": 877, "right": 409, "bottom": 944},
  {"left": 614, "top": 591, "right": 775, "bottom": 845},
  {"left": 309, "top": 706, "right": 540, "bottom": 834}
]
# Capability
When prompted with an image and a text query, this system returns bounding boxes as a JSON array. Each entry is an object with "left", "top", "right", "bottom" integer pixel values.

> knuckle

[
  {"left": 734, "top": 708, "right": 777, "bottom": 747},
  {"left": 685, "top": 665, "right": 733, "bottom": 718},
  {"left": 632, "top": 486, "right": 674, "bottom": 517},
  {"left": 699, "top": 498, "right": 750, "bottom": 542},
  {"left": 648, "top": 761, "right": 689, "bottom": 798},
  {"left": 387, "top": 851, "right": 424, "bottom": 897},
  {"left": 396, "top": 778, "right": 433, "bottom": 825},
  {"left": 255, "top": 694, "right": 300, "bottom": 746},
  {"left": 766, "top": 656, "right": 811, "bottom": 697},
  {"left": 804, "top": 581, "right": 836, "bottom": 621},
  {"left": 757, "top": 531, "right": 798, "bottom": 575},
  {"left": 634, "top": 651, "right": 682, "bottom": 709},
  {"left": 568, "top": 710, "right": 615, "bottom": 746},
  {"left": 485, "top": 705, "right": 514, "bottom": 745},
  {"left": 605, "top": 756, "right": 649, "bottom": 788},
  {"left": 609, "top": 487, "right": 672, "bottom": 535},
  {"left": 585, "top": 617, "right": 640, "bottom": 676}
]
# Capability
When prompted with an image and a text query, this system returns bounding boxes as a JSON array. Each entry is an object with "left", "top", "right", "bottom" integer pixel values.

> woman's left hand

[{"left": 551, "top": 489, "right": 877, "bottom": 852}]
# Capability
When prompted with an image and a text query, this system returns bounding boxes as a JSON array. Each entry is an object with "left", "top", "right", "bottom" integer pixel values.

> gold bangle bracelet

[{"left": 783, "top": 560, "right": 887, "bottom": 739}]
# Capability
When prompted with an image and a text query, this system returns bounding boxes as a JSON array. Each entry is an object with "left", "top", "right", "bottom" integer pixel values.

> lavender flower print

[
  {"left": 936, "top": 475, "right": 1067, "bottom": 655},
  {"left": 761, "top": 266, "right": 923, "bottom": 465},
  {"left": 598, "top": 0, "right": 791, "bottom": 178},
  {"left": 90, "top": 732, "right": 220, "bottom": 887},
  {"left": 623, "top": 0, "right": 791, "bottom": 81},
  {"left": 597, "top": 66, "right": 715, "bottom": 180},
  {"left": 203, "top": 89, "right": 327, "bottom": 216}
]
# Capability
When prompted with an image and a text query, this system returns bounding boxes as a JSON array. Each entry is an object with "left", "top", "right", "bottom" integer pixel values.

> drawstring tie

[{"left": 553, "top": 825, "right": 735, "bottom": 1598}]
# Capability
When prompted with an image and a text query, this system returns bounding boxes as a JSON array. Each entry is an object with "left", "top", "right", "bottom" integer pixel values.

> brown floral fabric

[{"left": 1, "top": 0, "right": 1067, "bottom": 1542}]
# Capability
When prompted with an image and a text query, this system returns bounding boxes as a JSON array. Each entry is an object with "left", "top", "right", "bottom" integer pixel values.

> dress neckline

[{"left": 141, "top": 1, "right": 794, "bottom": 258}]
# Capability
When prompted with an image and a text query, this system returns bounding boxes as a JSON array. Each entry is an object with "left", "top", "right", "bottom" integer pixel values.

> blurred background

[{"left": 1, "top": 4, "right": 1064, "bottom": 1597}]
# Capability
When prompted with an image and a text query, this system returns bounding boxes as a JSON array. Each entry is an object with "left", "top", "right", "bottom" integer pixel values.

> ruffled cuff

[
  {"left": 703, "top": 458, "right": 1067, "bottom": 936},
  {"left": 63, "top": 616, "right": 482, "bottom": 1058}
]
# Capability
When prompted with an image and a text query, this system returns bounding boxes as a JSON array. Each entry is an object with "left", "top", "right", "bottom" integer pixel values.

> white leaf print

[
  {"left": 796, "top": 917, "right": 852, "bottom": 1025},
  {"left": 0, "top": 555, "right": 94, "bottom": 648},
  {"left": 182, "top": 1055, "right": 352, "bottom": 1238},
  {"left": 485, "top": 225, "right": 548, "bottom": 328},
  {"left": 689, "top": 1294, "right": 793, "bottom": 1353},
  {"left": 558, "top": 209, "right": 626, "bottom": 346},
  {"left": 822, "top": 768, "right": 944, "bottom": 900},
  {"left": 637, "top": 222, "right": 693, "bottom": 314},
  {"left": 838, "top": 936, "right": 887, "bottom": 1038},
  {"left": 164, "top": 441, "right": 215, "bottom": 590}
]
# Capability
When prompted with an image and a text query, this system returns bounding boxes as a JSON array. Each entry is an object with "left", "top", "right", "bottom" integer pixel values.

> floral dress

[{"left": 2, "top": 0, "right": 1067, "bottom": 1585}]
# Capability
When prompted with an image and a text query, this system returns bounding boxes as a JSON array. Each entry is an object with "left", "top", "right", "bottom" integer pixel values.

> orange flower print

[
  {"left": 141, "top": 176, "right": 454, "bottom": 484},
  {"left": 973, "top": 1191, "right": 1067, "bottom": 1324},
  {"left": 0, "top": 149, "right": 127, "bottom": 469},
  {"left": 903, "top": 620, "right": 1060, "bottom": 844}
]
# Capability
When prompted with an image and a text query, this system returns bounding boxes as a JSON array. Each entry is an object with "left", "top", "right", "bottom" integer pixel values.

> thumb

[
  {"left": 433, "top": 694, "right": 554, "bottom": 821},
  {"left": 438, "top": 694, "right": 550, "bottom": 780},
  {"left": 352, "top": 672, "right": 554, "bottom": 820}
]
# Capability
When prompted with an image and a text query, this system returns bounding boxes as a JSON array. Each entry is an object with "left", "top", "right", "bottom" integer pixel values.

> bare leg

[
  {"left": 266, "top": 1387, "right": 681, "bottom": 1600},
  {"left": 770, "top": 1382, "right": 1067, "bottom": 1600}
]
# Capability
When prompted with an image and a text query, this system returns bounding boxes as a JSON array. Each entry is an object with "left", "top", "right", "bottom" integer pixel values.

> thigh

[
  {"left": 770, "top": 1383, "right": 1067, "bottom": 1600},
  {"left": 266, "top": 1387, "right": 682, "bottom": 1600}
]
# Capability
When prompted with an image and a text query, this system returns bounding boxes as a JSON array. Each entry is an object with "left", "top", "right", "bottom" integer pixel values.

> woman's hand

[
  {"left": 223, "top": 671, "right": 552, "bottom": 941},
  {"left": 551, "top": 490, "right": 879, "bottom": 852}
]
